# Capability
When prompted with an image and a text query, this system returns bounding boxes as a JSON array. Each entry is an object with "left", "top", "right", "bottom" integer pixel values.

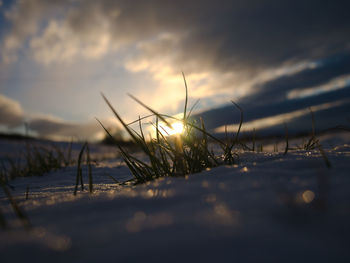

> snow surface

[{"left": 1, "top": 134, "right": 350, "bottom": 263}]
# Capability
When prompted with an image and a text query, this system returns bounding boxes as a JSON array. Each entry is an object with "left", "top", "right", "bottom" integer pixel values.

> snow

[{"left": 1, "top": 134, "right": 350, "bottom": 262}]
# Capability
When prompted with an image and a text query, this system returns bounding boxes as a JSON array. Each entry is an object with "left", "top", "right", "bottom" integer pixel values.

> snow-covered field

[{"left": 1, "top": 133, "right": 350, "bottom": 262}]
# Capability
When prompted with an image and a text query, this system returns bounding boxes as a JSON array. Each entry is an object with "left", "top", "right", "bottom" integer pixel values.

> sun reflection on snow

[
  {"left": 141, "top": 188, "right": 176, "bottom": 199},
  {"left": 31, "top": 227, "right": 72, "bottom": 251},
  {"left": 125, "top": 211, "right": 173, "bottom": 233},
  {"left": 302, "top": 190, "right": 315, "bottom": 203},
  {"left": 240, "top": 166, "right": 249, "bottom": 173},
  {"left": 212, "top": 203, "right": 240, "bottom": 226}
]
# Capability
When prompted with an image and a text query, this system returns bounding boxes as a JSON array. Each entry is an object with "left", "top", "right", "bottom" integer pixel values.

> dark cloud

[
  {"left": 5, "top": 0, "right": 350, "bottom": 70},
  {"left": 121, "top": 0, "right": 350, "bottom": 71},
  {"left": 241, "top": 53, "right": 350, "bottom": 105},
  {"left": 195, "top": 87, "right": 350, "bottom": 131},
  {"left": 254, "top": 101, "right": 350, "bottom": 136}
]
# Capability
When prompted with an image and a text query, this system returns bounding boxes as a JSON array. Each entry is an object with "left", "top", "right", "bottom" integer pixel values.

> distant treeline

[{"left": 0, "top": 132, "right": 36, "bottom": 141}]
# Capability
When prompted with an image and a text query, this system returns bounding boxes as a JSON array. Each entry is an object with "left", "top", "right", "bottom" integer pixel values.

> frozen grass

[
  {"left": 0, "top": 141, "right": 77, "bottom": 229},
  {"left": 282, "top": 108, "right": 333, "bottom": 167},
  {"left": 98, "top": 74, "right": 243, "bottom": 184},
  {"left": 0, "top": 141, "right": 73, "bottom": 181},
  {"left": 73, "top": 142, "right": 93, "bottom": 195}
]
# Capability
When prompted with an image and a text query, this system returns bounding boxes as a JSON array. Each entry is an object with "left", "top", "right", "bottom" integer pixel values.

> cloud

[
  {"left": 30, "top": 15, "right": 112, "bottom": 64},
  {"left": 0, "top": 93, "right": 24, "bottom": 127},
  {"left": 28, "top": 116, "right": 110, "bottom": 141},
  {"left": 288, "top": 74, "right": 350, "bottom": 99},
  {"left": 215, "top": 98, "right": 350, "bottom": 134},
  {"left": 4, "top": 1, "right": 350, "bottom": 68},
  {"left": 1, "top": 0, "right": 68, "bottom": 63},
  {"left": 194, "top": 86, "right": 350, "bottom": 132},
  {"left": 239, "top": 53, "right": 350, "bottom": 106},
  {"left": 1, "top": 0, "right": 350, "bottom": 132},
  {"left": 0, "top": 93, "right": 111, "bottom": 141}
]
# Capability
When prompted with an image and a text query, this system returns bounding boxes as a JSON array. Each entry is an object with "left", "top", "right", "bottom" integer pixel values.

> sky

[{"left": 0, "top": 0, "right": 349, "bottom": 140}]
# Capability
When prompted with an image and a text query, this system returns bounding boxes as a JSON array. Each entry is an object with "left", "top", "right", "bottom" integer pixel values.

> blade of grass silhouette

[
  {"left": 155, "top": 117, "right": 172, "bottom": 174},
  {"left": 126, "top": 114, "right": 154, "bottom": 126},
  {"left": 126, "top": 98, "right": 199, "bottom": 127},
  {"left": 309, "top": 107, "right": 316, "bottom": 137},
  {"left": 86, "top": 143, "right": 93, "bottom": 193},
  {"left": 182, "top": 72, "right": 188, "bottom": 121},
  {"left": 138, "top": 116, "right": 145, "bottom": 141},
  {"left": 187, "top": 99, "right": 200, "bottom": 119},
  {"left": 303, "top": 108, "right": 319, "bottom": 150},
  {"left": 221, "top": 101, "right": 244, "bottom": 162},
  {"left": 149, "top": 121, "right": 177, "bottom": 156},
  {"left": 231, "top": 101, "right": 243, "bottom": 144},
  {"left": 95, "top": 117, "right": 137, "bottom": 160},
  {"left": 107, "top": 174, "right": 119, "bottom": 184},
  {"left": 1, "top": 180, "right": 31, "bottom": 229},
  {"left": 101, "top": 93, "right": 136, "bottom": 139},
  {"left": 317, "top": 143, "right": 332, "bottom": 168},
  {"left": 127, "top": 93, "right": 171, "bottom": 128},
  {"left": 74, "top": 142, "right": 87, "bottom": 195},
  {"left": 101, "top": 93, "right": 149, "bottom": 150},
  {"left": 96, "top": 117, "right": 151, "bottom": 181},
  {"left": 284, "top": 123, "right": 289, "bottom": 155},
  {"left": 201, "top": 117, "right": 219, "bottom": 165}
]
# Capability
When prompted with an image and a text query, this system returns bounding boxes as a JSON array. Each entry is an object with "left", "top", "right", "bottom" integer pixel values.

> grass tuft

[
  {"left": 99, "top": 75, "right": 241, "bottom": 184},
  {"left": 2, "top": 142, "right": 73, "bottom": 180}
]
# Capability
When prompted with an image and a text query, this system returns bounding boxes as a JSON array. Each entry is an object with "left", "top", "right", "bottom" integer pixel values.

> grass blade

[
  {"left": 284, "top": 123, "right": 289, "bottom": 155},
  {"left": 182, "top": 72, "right": 188, "bottom": 121},
  {"left": 127, "top": 93, "right": 171, "bottom": 128},
  {"left": 74, "top": 142, "right": 87, "bottom": 195},
  {"left": 0, "top": 181, "right": 31, "bottom": 229},
  {"left": 231, "top": 100, "right": 243, "bottom": 144},
  {"left": 86, "top": 143, "right": 93, "bottom": 193}
]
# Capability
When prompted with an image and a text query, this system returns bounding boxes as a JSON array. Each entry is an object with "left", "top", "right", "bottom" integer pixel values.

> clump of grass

[
  {"left": 301, "top": 108, "right": 319, "bottom": 150},
  {"left": 283, "top": 109, "right": 332, "bottom": 168},
  {"left": 98, "top": 74, "right": 241, "bottom": 184},
  {"left": 1, "top": 141, "right": 73, "bottom": 180},
  {"left": 0, "top": 140, "right": 76, "bottom": 229}
]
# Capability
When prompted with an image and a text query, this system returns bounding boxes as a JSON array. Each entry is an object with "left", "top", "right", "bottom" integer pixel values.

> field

[{"left": 1, "top": 131, "right": 350, "bottom": 263}]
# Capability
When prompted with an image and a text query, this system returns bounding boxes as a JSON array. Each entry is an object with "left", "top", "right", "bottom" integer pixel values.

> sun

[
  {"left": 170, "top": 122, "right": 184, "bottom": 135},
  {"left": 158, "top": 121, "right": 184, "bottom": 136}
]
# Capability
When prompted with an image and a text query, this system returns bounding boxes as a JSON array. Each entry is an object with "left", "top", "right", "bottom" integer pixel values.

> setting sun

[{"left": 158, "top": 121, "right": 184, "bottom": 136}]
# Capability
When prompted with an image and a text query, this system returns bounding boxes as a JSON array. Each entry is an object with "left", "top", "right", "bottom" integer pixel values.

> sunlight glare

[{"left": 158, "top": 121, "right": 184, "bottom": 136}]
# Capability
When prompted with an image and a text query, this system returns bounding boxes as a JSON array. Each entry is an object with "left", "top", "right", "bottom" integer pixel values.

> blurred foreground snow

[{"left": 1, "top": 133, "right": 350, "bottom": 263}]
